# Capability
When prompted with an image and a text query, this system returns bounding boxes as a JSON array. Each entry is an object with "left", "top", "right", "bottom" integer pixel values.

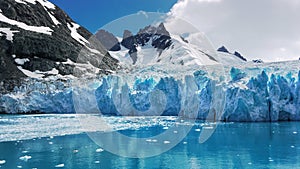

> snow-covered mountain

[
  {"left": 95, "top": 23, "right": 247, "bottom": 68},
  {"left": 0, "top": 0, "right": 118, "bottom": 84}
]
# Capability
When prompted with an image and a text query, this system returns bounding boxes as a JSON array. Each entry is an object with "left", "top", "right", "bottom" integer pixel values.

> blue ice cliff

[{"left": 1, "top": 61, "right": 300, "bottom": 122}]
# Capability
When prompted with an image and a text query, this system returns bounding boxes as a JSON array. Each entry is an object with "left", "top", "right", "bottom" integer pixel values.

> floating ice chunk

[
  {"left": 203, "top": 126, "right": 214, "bottom": 130},
  {"left": 0, "top": 160, "right": 6, "bottom": 165},
  {"left": 55, "top": 163, "right": 65, "bottom": 168},
  {"left": 146, "top": 139, "right": 159, "bottom": 143},
  {"left": 19, "top": 155, "right": 32, "bottom": 162},
  {"left": 163, "top": 141, "right": 170, "bottom": 144},
  {"left": 94, "top": 161, "right": 100, "bottom": 164},
  {"left": 96, "top": 148, "right": 104, "bottom": 153}
]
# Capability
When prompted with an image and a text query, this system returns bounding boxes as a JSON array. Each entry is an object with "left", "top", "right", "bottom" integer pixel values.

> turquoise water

[{"left": 0, "top": 115, "right": 300, "bottom": 169}]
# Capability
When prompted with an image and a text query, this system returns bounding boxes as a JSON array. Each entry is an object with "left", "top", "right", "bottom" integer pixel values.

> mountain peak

[
  {"left": 233, "top": 51, "right": 247, "bottom": 61},
  {"left": 123, "top": 30, "right": 133, "bottom": 39},
  {"left": 156, "top": 23, "right": 170, "bottom": 37},
  {"left": 117, "top": 24, "right": 173, "bottom": 64},
  {"left": 217, "top": 46, "right": 229, "bottom": 53}
]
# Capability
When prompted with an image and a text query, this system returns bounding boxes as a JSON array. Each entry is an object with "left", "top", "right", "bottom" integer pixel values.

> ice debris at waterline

[{"left": 1, "top": 61, "right": 300, "bottom": 122}]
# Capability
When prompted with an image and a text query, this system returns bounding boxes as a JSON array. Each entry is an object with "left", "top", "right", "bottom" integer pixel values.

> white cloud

[{"left": 167, "top": 0, "right": 300, "bottom": 62}]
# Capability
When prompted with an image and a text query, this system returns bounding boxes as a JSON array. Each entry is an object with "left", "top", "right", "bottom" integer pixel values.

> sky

[
  {"left": 49, "top": 0, "right": 300, "bottom": 62},
  {"left": 48, "top": 0, "right": 177, "bottom": 33}
]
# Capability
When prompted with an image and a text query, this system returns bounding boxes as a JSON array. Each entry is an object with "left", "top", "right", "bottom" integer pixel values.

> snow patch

[
  {"left": 48, "top": 68, "right": 59, "bottom": 75},
  {"left": 86, "top": 46, "right": 101, "bottom": 54},
  {"left": 15, "top": 0, "right": 27, "bottom": 4},
  {"left": 35, "top": 68, "right": 59, "bottom": 75},
  {"left": 48, "top": 11, "right": 60, "bottom": 25},
  {"left": 0, "top": 28, "right": 19, "bottom": 41},
  {"left": 17, "top": 66, "right": 59, "bottom": 78},
  {"left": 17, "top": 66, "right": 44, "bottom": 78},
  {"left": 15, "top": 58, "right": 30, "bottom": 65},
  {"left": 15, "top": 0, "right": 56, "bottom": 9},
  {"left": 215, "top": 52, "right": 245, "bottom": 65},
  {"left": 67, "top": 22, "right": 89, "bottom": 45},
  {"left": 0, "top": 12, "right": 53, "bottom": 35},
  {"left": 62, "top": 59, "right": 101, "bottom": 75},
  {"left": 62, "top": 59, "right": 74, "bottom": 65}
]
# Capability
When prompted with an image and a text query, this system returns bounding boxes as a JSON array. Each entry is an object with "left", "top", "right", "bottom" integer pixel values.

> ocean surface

[{"left": 0, "top": 115, "right": 300, "bottom": 169}]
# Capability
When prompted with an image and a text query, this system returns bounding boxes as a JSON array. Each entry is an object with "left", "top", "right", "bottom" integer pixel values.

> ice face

[
  {"left": 1, "top": 61, "right": 300, "bottom": 122},
  {"left": 0, "top": 80, "right": 74, "bottom": 114}
]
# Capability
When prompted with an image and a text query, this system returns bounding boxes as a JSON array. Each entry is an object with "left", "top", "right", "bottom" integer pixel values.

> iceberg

[{"left": 1, "top": 61, "right": 300, "bottom": 122}]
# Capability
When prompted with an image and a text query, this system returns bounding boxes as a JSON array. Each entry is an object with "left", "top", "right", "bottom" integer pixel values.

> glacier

[{"left": 1, "top": 61, "right": 300, "bottom": 122}]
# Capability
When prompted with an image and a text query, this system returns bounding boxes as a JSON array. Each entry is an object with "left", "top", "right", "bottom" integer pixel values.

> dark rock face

[
  {"left": 253, "top": 59, "right": 264, "bottom": 63},
  {"left": 0, "top": 0, "right": 118, "bottom": 84},
  {"left": 217, "top": 46, "right": 229, "bottom": 53},
  {"left": 0, "top": 35, "right": 26, "bottom": 80},
  {"left": 95, "top": 29, "right": 121, "bottom": 51},
  {"left": 121, "top": 30, "right": 136, "bottom": 50},
  {"left": 233, "top": 51, "right": 247, "bottom": 62}
]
